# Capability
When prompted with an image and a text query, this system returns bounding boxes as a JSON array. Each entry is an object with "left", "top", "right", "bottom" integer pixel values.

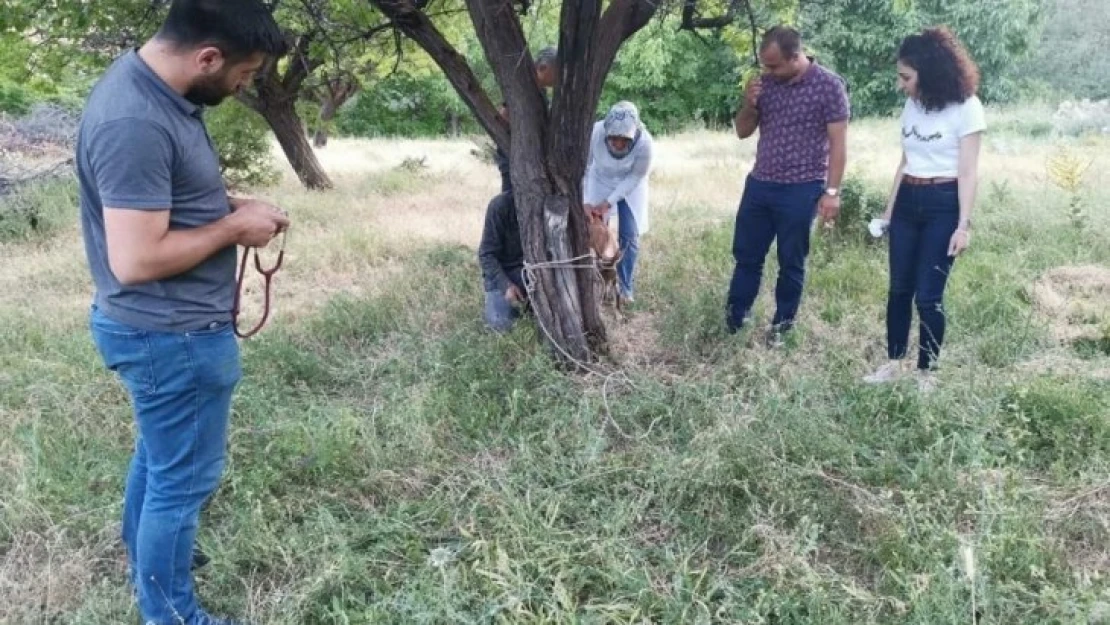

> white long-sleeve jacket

[{"left": 583, "top": 120, "right": 653, "bottom": 235}]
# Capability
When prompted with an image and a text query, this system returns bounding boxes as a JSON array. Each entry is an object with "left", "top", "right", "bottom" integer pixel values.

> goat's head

[{"left": 586, "top": 211, "right": 620, "bottom": 266}]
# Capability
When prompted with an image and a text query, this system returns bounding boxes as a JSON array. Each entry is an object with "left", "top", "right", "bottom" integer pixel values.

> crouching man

[{"left": 478, "top": 191, "right": 527, "bottom": 332}]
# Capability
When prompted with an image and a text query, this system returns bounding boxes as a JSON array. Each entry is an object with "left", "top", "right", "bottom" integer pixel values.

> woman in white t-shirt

[
  {"left": 864, "top": 27, "right": 986, "bottom": 388},
  {"left": 583, "top": 101, "right": 653, "bottom": 305}
]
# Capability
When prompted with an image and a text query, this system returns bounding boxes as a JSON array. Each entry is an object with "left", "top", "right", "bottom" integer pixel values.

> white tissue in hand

[{"left": 868, "top": 218, "right": 889, "bottom": 238}]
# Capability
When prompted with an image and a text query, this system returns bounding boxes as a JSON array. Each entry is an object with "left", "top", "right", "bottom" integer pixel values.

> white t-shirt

[{"left": 900, "top": 95, "right": 986, "bottom": 178}]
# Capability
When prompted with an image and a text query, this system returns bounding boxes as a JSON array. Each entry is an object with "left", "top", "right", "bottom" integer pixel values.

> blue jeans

[
  {"left": 604, "top": 199, "right": 639, "bottom": 298},
  {"left": 484, "top": 268, "right": 525, "bottom": 332},
  {"left": 886, "top": 181, "right": 960, "bottom": 370},
  {"left": 726, "top": 175, "right": 823, "bottom": 332},
  {"left": 89, "top": 306, "right": 241, "bottom": 625}
]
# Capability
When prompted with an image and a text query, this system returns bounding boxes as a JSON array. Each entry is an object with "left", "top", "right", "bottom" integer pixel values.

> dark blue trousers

[{"left": 726, "top": 175, "right": 823, "bottom": 332}]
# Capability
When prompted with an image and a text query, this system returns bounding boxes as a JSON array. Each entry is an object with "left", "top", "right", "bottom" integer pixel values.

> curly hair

[{"left": 898, "top": 26, "right": 980, "bottom": 112}]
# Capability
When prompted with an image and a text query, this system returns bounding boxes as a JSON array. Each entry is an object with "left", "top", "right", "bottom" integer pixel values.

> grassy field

[{"left": 1, "top": 103, "right": 1108, "bottom": 624}]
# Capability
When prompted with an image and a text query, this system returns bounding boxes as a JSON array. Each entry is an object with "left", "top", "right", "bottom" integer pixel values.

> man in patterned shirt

[{"left": 726, "top": 26, "right": 849, "bottom": 342}]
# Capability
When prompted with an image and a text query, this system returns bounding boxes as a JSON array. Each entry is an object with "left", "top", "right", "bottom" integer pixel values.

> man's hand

[
  {"left": 505, "top": 283, "right": 524, "bottom": 304},
  {"left": 744, "top": 77, "right": 763, "bottom": 110},
  {"left": 948, "top": 229, "right": 970, "bottom": 257},
  {"left": 104, "top": 200, "right": 288, "bottom": 286},
  {"left": 735, "top": 76, "right": 763, "bottom": 139},
  {"left": 817, "top": 193, "right": 841, "bottom": 226},
  {"left": 227, "top": 199, "right": 290, "bottom": 248}
]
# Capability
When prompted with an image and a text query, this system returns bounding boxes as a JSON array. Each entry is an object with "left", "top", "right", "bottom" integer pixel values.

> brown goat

[{"left": 586, "top": 211, "right": 623, "bottom": 312}]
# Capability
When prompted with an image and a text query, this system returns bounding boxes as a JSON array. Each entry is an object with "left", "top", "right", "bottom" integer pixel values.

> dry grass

[
  {"left": 0, "top": 514, "right": 125, "bottom": 623},
  {"left": 1029, "top": 264, "right": 1110, "bottom": 343}
]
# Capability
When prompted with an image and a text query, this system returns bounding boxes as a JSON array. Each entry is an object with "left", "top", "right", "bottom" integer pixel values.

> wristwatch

[{"left": 824, "top": 187, "right": 839, "bottom": 197}]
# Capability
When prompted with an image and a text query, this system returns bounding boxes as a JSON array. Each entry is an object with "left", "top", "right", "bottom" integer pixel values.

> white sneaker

[
  {"left": 915, "top": 370, "right": 938, "bottom": 393},
  {"left": 863, "top": 361, "right": 906, "bottom": 384}
]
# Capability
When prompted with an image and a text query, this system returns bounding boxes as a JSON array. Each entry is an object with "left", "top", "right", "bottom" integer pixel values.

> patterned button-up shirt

[{"left": 752, "top": 61, "right": 850, "bottom": 184}]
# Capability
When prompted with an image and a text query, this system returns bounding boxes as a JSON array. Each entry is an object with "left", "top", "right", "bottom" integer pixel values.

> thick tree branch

[
  {"left": 281, "top": 34, "right": 325, "bottom": 94},
  {"left": 680, "top": 0, "right": 760, "bottom": 64},
  {"left": 591, "top": 0, "right": 660, "bottom": 100},
  {"left": 372, "top": 0, "right": 509, "bottom": 151},
  {"left": 680, "top": 0, "right": 744, "bottom": 29},
  {"left": 464, "top": 0, "right": 547, "bottom": 157}
]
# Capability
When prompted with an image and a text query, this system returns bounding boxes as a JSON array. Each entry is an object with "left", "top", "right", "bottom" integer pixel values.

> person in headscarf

[{"left": 583, "top": 101, "right": 654, "bottom": 305}]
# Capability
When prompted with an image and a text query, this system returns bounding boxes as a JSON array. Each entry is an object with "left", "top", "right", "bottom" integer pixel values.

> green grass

[
  {"left": 0, "top": 176, "right": 78, "bottom": 242},
  {"left": 2, "top": 142, "right": 1110, "bottom": 624}
]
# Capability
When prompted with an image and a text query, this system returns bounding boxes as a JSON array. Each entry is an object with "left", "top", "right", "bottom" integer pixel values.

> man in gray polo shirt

[{"left": 77, "top": 1, "right": 289, "bottom": 623}]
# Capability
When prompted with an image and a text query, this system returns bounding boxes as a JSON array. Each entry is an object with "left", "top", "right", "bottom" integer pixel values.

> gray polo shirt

[{"left": 77, "top": 49, "right": 235, "bottom": 333}]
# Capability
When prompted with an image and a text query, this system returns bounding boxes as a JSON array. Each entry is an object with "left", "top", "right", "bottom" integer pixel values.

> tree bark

[
  {"left": 262, "top": 99, "right": 333, "bottom": 190},
  {"left": 239, "top": 35, "right": 334, "bottom": 190},
  {"left": 313, "top": 97, "right": 337, "bottom": 148},
  {"left": 313, "top": 77, "right": 359, "bottom": 149}
]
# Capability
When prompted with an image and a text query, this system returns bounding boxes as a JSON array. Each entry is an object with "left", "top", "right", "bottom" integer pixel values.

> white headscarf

[{"left": 602, "top": 101, "right": 642, "bottom": 159}]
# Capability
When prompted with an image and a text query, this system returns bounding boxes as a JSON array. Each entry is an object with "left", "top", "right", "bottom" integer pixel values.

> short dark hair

[
  {"left": 898, "top": 26, "right": 980, "bottom": 112},
  {"left": 761, "top": 26, "right": 802, "bottom": 59},
  {"left": 535, "top": 46, "right": 558, "bottom": 68},
  {"left": 157, "top": 0, "right": 288, "bottom": 62}
]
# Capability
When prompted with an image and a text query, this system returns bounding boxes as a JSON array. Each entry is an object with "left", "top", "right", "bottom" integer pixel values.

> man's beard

[{"left": 184, "top": 76, "right": 233, "bottom": 107}]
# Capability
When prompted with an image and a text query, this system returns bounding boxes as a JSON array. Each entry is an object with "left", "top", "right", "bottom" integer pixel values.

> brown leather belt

[{"left": 902, "top": 175, "right": 957, "bottom": 185}]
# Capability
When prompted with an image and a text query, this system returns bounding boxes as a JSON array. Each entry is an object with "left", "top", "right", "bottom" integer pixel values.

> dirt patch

[
  {"left": 1019, "top": 351, "right": 1110, "bottom": 381},
  {"left": 1029, "top": 265, "right": 1110, "bottom": 344},
  {"left": 1024, "top": 265, "right": 1110, "bottom": 376},
  {"left": 606, "top": 309, "right": 671, "bottom": 371}
]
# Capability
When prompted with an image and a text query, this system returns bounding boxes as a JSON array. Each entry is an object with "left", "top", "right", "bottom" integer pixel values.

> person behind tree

[{"left": 493, "top": 45, "right": 558, "bottom": 193}]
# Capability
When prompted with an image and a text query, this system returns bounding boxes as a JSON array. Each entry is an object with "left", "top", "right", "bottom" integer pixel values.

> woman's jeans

[{"left": 886, "top": 181, "right": 960, "bottom": 370}]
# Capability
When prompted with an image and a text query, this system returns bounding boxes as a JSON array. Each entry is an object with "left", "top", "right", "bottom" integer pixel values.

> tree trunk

[
  {"left": 238, "top": 36, "right": 333, "bottom": 190},
  {"left": 445, "top": 109, "right": 461, "bottom": 136},
  {"left": 313, "top": 79, "right": 358, "bottom": 149},
  {"left": 258, "top": 99, "right": 333, "bottom": 190},
  {"left": 465, "top": 0, "right": 602, "bottom": 363},
  {"left": 371, "top": 0, "right": 659, "bottom": 365},
  {"left": 313, "top": 97, "right": 337, "bottom": 148}
]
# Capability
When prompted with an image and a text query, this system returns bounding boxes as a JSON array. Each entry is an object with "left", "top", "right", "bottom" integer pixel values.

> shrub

[
  {"left": 336, "top": 72, "right": 476, "bottom": 138},
  {"left": 828, "top": 172, "right": 888, "bottom": 244},
  {"left": 0, "top": 81, "right": 33, "bottom": 116},
  {"left": 204, "top": 99, "right": 281, "bottom": 190},
  {"left": 0, "top": 175, "right": 77, "bottom": 242}
]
